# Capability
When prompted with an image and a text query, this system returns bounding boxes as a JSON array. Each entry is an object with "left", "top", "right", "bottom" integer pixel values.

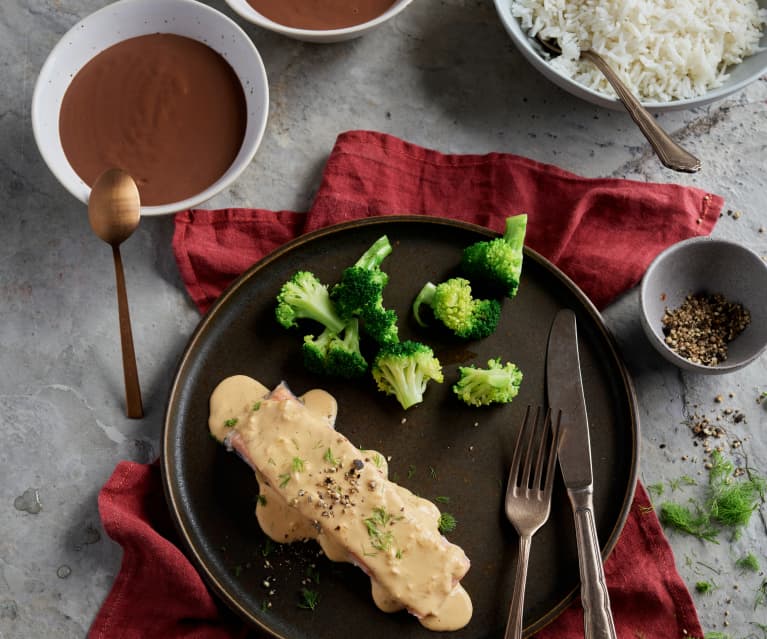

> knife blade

[{"left": 546, "top": 308, "right": 617, "bottom": 639}]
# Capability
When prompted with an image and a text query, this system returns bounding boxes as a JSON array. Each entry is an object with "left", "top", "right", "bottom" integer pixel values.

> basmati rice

[{"left": 511, "top": 0, "right": 766, "bottom": 101}]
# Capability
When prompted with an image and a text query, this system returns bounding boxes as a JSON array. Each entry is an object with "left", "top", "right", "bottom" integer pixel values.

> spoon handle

[
  {"left": 112, "top": 244, "right": 143, "bottom": 419},
  {"left": 581, "top": 50, "right": 701, "bottom": 173}
]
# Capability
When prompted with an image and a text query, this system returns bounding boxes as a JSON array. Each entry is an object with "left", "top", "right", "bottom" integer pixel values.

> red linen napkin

[
  {"left": 90, "top": 131, "right": 722, "bottom": 639},
  {"left": 175, "top": 131, "right": 721, "bottom": 314}
]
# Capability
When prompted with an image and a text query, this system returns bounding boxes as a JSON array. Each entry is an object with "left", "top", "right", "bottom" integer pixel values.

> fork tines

[{"left": 509, "top": 406, "right": 561, "bottom": 495}]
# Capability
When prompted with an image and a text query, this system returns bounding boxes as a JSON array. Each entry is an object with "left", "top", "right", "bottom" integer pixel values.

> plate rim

[{"left": 162, "top": 214, "right": 640, "bottom": 637}]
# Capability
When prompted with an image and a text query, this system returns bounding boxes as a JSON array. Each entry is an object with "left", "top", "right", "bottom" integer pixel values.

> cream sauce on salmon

[{"left": 209, "top": 375, "right": 472, "bottom": 631}]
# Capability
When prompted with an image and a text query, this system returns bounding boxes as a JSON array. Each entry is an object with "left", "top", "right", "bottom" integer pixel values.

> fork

[{"left": 503, "top": 406, "right": 561, "bottom": 639}]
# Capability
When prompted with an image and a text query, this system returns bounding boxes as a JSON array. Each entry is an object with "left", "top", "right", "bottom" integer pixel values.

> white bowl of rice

[{"left": 494, "top": 0, "right": 767, "bottom": 111}]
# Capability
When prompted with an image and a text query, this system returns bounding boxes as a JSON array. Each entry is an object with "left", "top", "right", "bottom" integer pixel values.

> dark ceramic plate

[{"left": 162, "top": 216, "right": 639, "bottom": 639}]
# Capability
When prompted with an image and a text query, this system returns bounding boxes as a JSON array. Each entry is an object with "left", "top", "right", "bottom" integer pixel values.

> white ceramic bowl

[
  {"left": 224, "top": 0, "right": 414, "bottom": 43},
  {"left": 32, "top": 0, "right": 269, "bottom": 216},
  {"left": 639, "top": 237, "right": 767, "bottom": 374},
  {"left": 493, "top": 0, "right": 767, "bottom": 112}
]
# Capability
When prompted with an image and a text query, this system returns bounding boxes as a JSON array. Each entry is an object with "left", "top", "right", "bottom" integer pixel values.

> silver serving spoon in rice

[{"left": 537, "top": 36, "right": 701, "bottom": 174}]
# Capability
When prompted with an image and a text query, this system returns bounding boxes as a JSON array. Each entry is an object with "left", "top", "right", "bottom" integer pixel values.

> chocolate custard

[
  {"left": 248, "top": 0, "right": 397, "bottom": 30},
  {"left": 59, "top": 34, "right": 247, "bottom": 206}
]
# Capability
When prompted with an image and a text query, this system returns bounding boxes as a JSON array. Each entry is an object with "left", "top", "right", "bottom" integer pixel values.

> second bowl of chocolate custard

[
  {"left": 225, "top": 0, "right": 415, "bottom": 43},
  {"left": 32, "top": 0, "right": 269, "bottom": 215}
]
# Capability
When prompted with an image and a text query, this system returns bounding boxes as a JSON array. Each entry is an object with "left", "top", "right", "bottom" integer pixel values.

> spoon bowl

[
  {"left": 88, "top": 168, "right": 144, "bottom": 418},
  {"left": 88, "top": 169, "right": 141, "bottom": 244}
]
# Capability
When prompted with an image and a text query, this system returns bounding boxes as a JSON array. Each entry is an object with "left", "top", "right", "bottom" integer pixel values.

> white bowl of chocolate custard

[
  {"left": 225, "top": 0, "right": 414, "bottom": 43},
  {"left": 32, "top": 0, "right": 269, "bottom": 215}
]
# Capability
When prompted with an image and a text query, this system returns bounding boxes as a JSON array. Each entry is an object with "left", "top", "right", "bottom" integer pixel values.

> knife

[{"left": 546, "top": 309, "right": 617, "bottom": 639}]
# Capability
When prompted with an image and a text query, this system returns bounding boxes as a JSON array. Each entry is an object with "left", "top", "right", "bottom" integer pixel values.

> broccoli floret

[
  {"left": 452, "top": 358, "right": 523, "bottom": 407},
  {"left": 412, "top": 278, "right": 501, "bottom": 340},
  {"left": 372, "top": 340, "right": 443, "bottom": 410},
  {"left": 302, "top": 327, "right": 335, "bottom": 374},
  {"left": 331, "top": 235, "right": 392, "bottom": 318},
  {"left": 275, "top": 271, "right": 345, "bottom": 333},
  {"left": 352, "top": 234, "right": 393, "bottom": 272},
  {"left": 328, "top": 318, "right": 368, "bottom": 378},
  {"left": 302, "top": 318, "right": 368, "bottom": 379},
  {"left": 331, "top": 266, "right": 388, "bottom": 320},
  {"left": 331, "top": 236, "right": 399, "bottom": 344},
  {"left": 361, "top": 307, "right": 399, "bottom": 345},
  {"left": 461, "top": 214, "right": 527, "bottom": 298}
]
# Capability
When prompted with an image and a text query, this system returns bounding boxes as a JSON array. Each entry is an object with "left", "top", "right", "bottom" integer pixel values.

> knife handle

[{"left": 570, "top": 488, "right": 617, "bottom": 639}]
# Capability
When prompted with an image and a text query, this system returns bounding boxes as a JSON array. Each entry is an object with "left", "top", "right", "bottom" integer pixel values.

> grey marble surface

[{"left": 1, "top": 1, "right": 766, "bottom": 637}]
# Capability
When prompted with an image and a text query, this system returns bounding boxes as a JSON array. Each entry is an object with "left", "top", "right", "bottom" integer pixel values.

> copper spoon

[
  {"left": 88, "top": 168, "right": 144, "bottom": 419},
  {"left": 537, "top": 36, "right": 701, "bottom": 173}
]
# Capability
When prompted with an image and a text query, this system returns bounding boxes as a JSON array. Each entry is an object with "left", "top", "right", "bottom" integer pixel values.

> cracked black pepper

[{"left": 661, "top": 293, "right": 751, "bottom": 366}]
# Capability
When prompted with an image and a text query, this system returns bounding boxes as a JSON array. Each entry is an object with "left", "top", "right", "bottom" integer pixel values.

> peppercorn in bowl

[{"left": 640, "top": 237, "right": 767, "bottom": 374}]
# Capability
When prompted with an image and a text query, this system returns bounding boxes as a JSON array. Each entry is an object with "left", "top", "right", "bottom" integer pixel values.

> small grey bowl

[{"left": 639, "top": 237, "right": 767, "bottom": 374}]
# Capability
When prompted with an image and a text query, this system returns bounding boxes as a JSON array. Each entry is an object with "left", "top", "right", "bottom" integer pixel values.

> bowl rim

[
  {"left": 31, "top": 0, "right": 269, "bottom": 216},
  {"left": 492, "top": 0, "right": 767, "bottom": 111},
  {"left": 639, "top": 236, "right": 767, "bottom": 373},
  {"left": 223, "top": 0, "right": 414, "bottom": 38}
]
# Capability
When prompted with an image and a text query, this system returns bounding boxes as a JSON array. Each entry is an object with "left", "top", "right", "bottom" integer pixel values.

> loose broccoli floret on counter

[
  {"left": 372, "top": 340, "right": 444, "bottom": 410},
  {"left": 452, "top": 358, "right": 523, "bottom": 407},
  {"left": 302, "top": 318, "right": 368, "bottom": 379},
  {"left": 412, "top": 278, "right": 501, "bottom": 340},
  {"left": 461, "top": 214, "right": 527, "bottom": 298},
  {"left": 275, "top": 271, "right": 346, "bottom": 333},
  {"left": 331, "top": 235, "right": 399, "bottom": 345}
]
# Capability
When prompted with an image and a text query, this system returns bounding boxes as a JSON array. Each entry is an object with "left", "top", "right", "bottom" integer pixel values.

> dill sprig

[
  {"left": 659, "top": 502, "right": 718, "bottom": 542},
  {"left": 668, "top": 475, "right": 696, "bottom": 491},
  {"left": 364, "top": 506, "right": 397, "bottom": 552},
  {"left": 647, "top": 482, "right": 665, "bottom": 497},
  {"left": 709, "top": 451, "right": 734, "bottom": 486},
  {"left": 658, "top": 451, "right": 764, "bottom": 542},
  {"left": 709, "top": 479, "right": 764, "bottom": 527},
  {"left": 695, "top": 579, "right": 716, "bottom": 594},
  {"left": 735, "top": 553, "right": 760, "bottom": 573},
  {"left": 438, "top": 512, "right": 457, "bottom": 534},
  {"left": 298, "top": 587, "right": 319, "bottom": 610},
  {"left": 757, "top": 580, "right": 767, "bottom": 609},
  {"left": 323, "top": 448, "right": 340, "bottom": 467}
]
